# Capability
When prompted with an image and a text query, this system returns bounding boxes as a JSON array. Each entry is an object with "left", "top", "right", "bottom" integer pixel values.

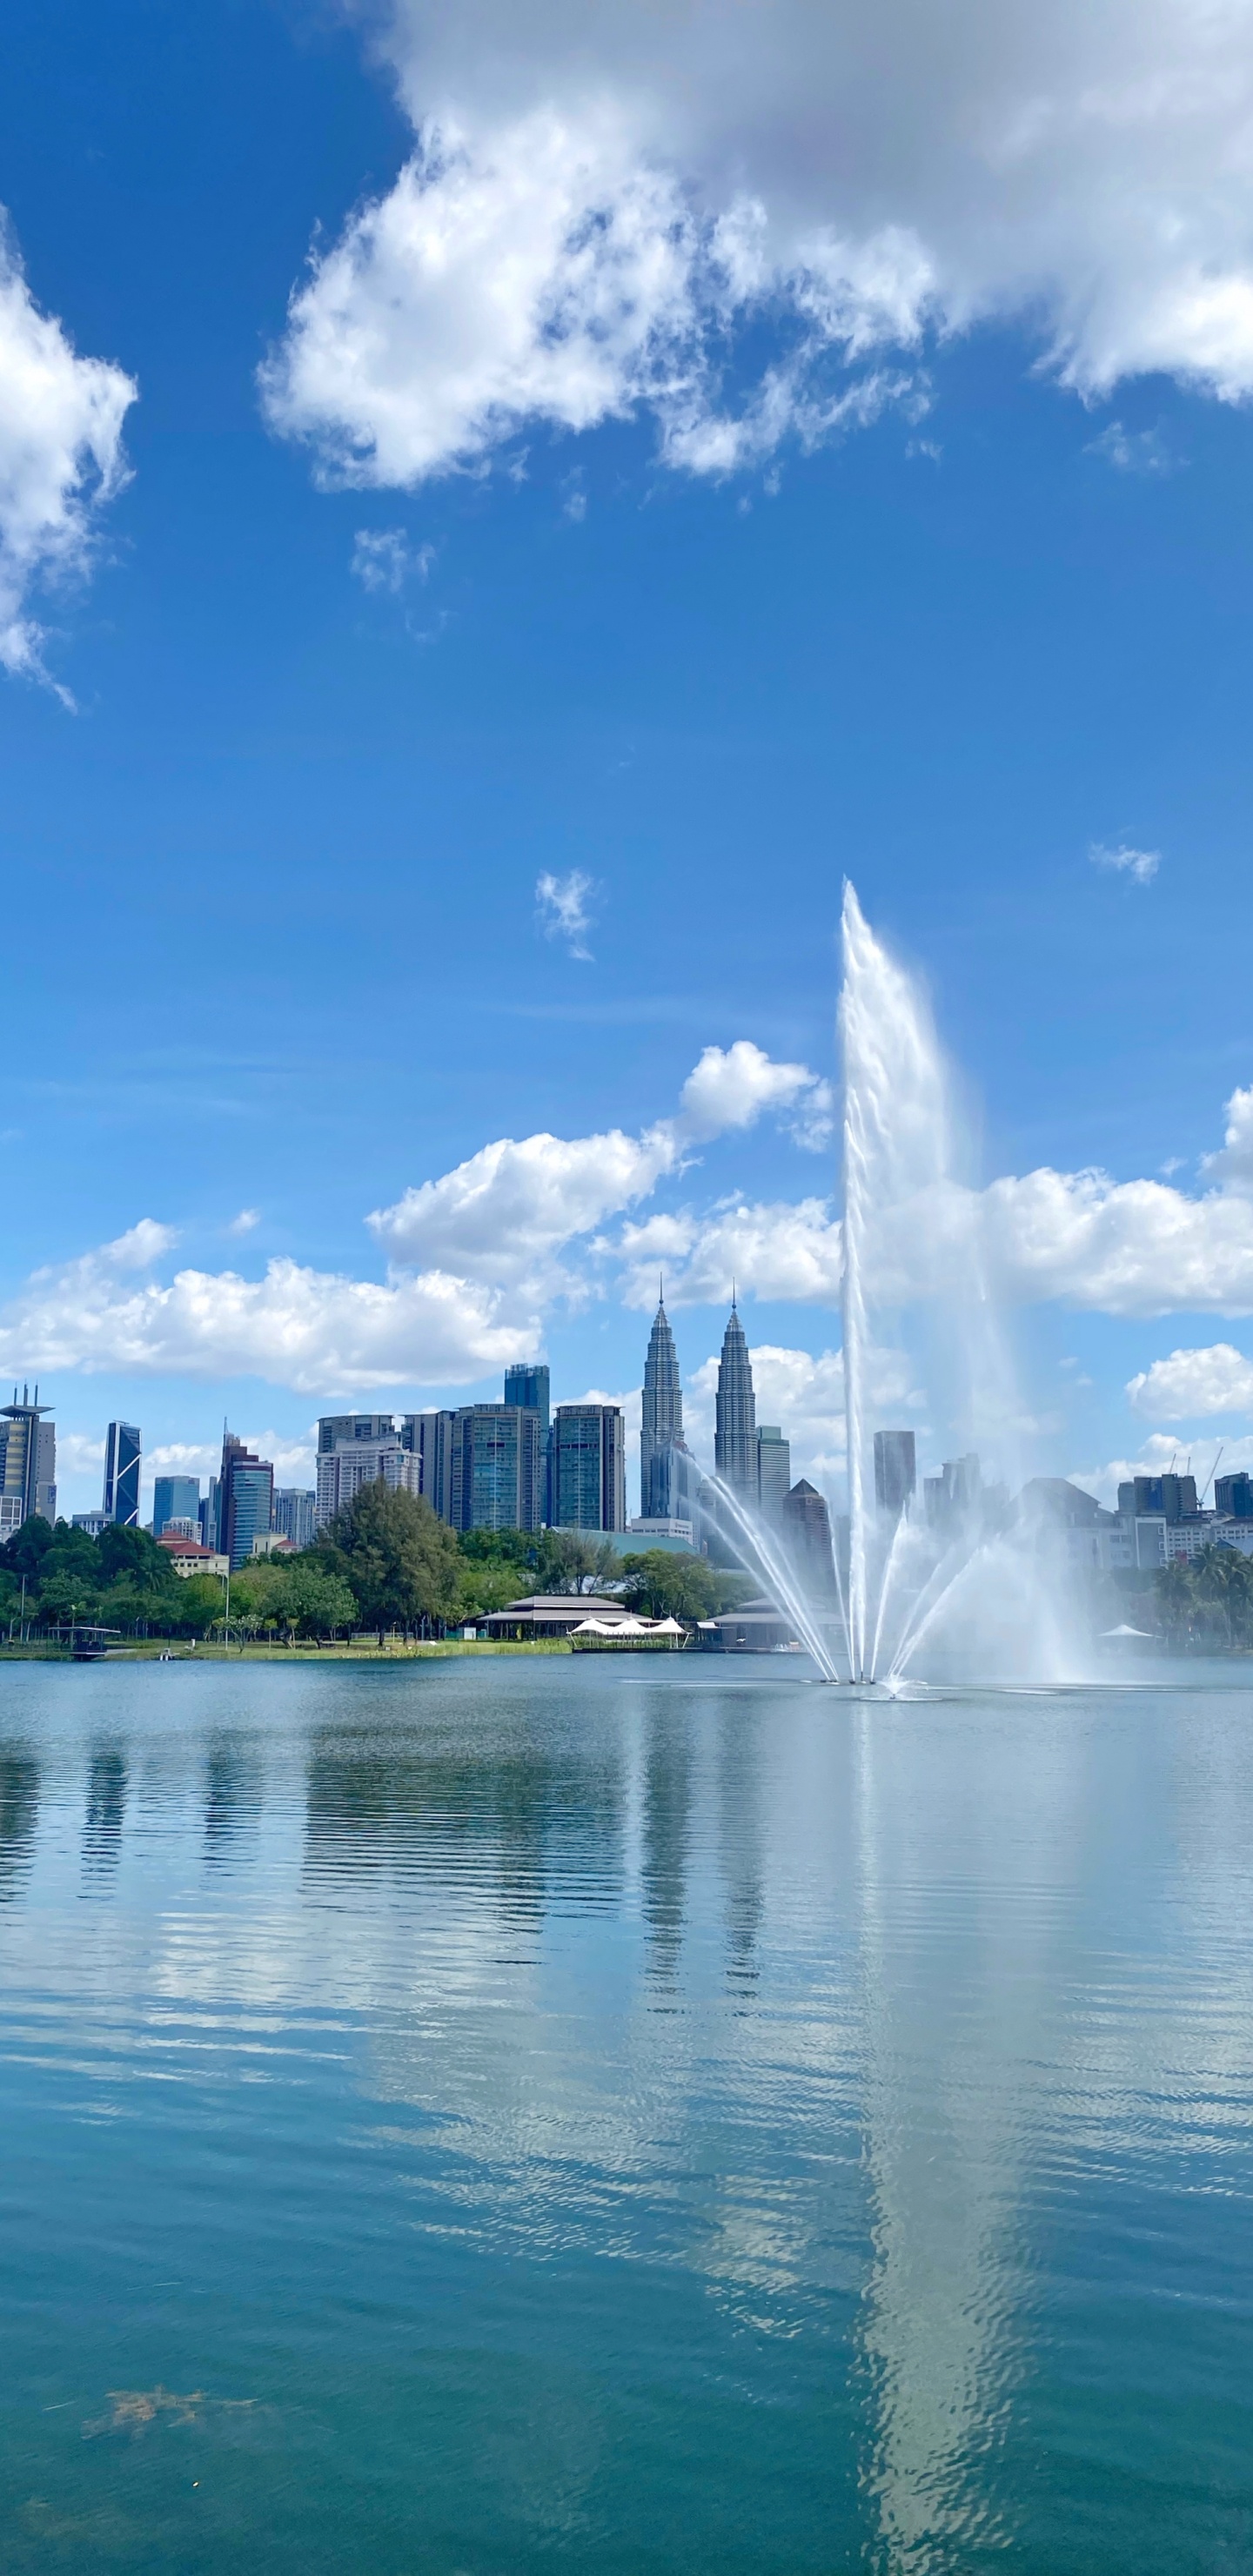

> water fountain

[{"left": 706, "top": 883, "right": 1075, "bottom": 1688}]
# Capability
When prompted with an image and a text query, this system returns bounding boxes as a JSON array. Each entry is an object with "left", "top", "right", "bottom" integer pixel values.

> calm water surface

[{"left": 0, "top": 1655, "right": 1250, "bottom": 2573}]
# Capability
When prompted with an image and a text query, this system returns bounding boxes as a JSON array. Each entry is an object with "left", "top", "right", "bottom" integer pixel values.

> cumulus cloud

[
  {"left": 619, "top": 1076, "right": 1253, "bottom": 1318},
  {"left": 1200, "top": 1085, "right": 1253, "bottom": 1194},
  {"left": 1089, "top": 840, "right": 1161, "bottom": 883},
  {"left": 1127, "top": 1343, "right": 1253, "bottom": 1419},
  {"left": 0, "top": 1229, "right": 534, "bottom": 1395},
  {"left": 536, "top": 867, "right": 595, "bottom": 958},
  {"left": 369, "top": 1036, "right": 830, "bottom": 1287},
  {"left": 674, "top": 1040, "right": 831, "bottom": 1148},
  {"left": 620, "top": 1197, "right": 841, "bottom": 1308},
  {"left": 264, "top": 0, "right": 1253, "bottom": 490},
  {"left": 0, "top": 213, "right": 137, "bottom": 695}
]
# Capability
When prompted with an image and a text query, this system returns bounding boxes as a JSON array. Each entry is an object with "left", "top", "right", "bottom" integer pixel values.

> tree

[
  {"left": 1, "top": 1515, "right": 56, "bottom": 1580},
  {"left": 276, "top": 1559, "right": 357, "bottom": 1640},
  {"left": 533, "top": 1528, "right": 622, "bottom": 1593},
  {"left": 320, "top": 1481, "right": 463, "bottom": 1634},
  {"left": 1192, "top": 1543, "right": 1253, "bottom": 1648},
  {"left": 1155, "top": 1560, "right": 1196, "bottom": 1646},
  {"left": 620, "top": 1552, "right": 746, "bottom": 1620}
]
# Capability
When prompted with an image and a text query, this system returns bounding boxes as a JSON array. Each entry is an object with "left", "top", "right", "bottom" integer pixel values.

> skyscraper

[
  {"left": 504, "top": 1365, "right": 550, "bottom": 1432},
  {"left": 400, "top": 1411, "right": 457, "bottom": 1524},
  {"left": 873, "top": 1429, "right": 916, "bottom": 1518},
  {"left": 103, "top": 1421, "right": 141, "bottom": 1527},
  {"left": 714, "top": 1303, "right": 757, "bottom": 1493},
  {"left": 641, "top": 1296, "right": 691, "bottom": 1521},
  {"left": 505, "top": 1367, "right": 553, "bottom": 1520},
  {"left": 552, "top": 1405, "right": 626, "bottom": 1532},
  {"left": 153, "top": 1473, "right": 200, "bottom": 1538},
  {"left": 757, "top": 1426, "right": 791, "bottom": 1521},
  {"left": 218, "top": 1432, "right": 274, "bottom": 1568},
  {"left": 0, "top": 1387, "right": 56, "bottom": 1540}
]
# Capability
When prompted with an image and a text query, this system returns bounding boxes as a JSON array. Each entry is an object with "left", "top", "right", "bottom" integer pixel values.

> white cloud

[
  {"left": 0, "top": 1231, "right": 534, "bottom": 1395},
  {"left": 1201, "top": 1085, "right": 1253, "bottom": 1194},
  {"left": 0, "top": 213, "right": 137, "bottom": 696},
  {"left": 620, "top": 1197, "right": 841, "bottom": 1308},
  {"left": 1089, "top": 840, "right": 1161, "bottom": 883},
  {"left": 536, "top": 867, "right": 595, "bottom": 959},
  {"left": 56, "top": 1431, "right": 104, "bottom": 1481},
  {"left": 682, "top": 1341, "right": 921, "bottom": 1487},
  {"left": 143, "top": 1432, "right": 318, "bottom": 1486},
  {"left": 265, "top": 0, "right": 1253, "bottom": 490},
  {"left": 351, "top": 527, "right": 434, "bottom": 591},
  {"left": 371, "top": 1124, "right": 678, "bottom": 1291},
  {"left": 227, "top": 1208, "right": 261, "bottom": 1237},
  {"left": 1127, "top": 1343, "right": 1253, "bottom": 1419},
  {"left": 674, "top": 1040, "right": 831, "bottom": 1149},
  {"left": 369, "top": 1037, "right": 829, "bottom": 1286}
]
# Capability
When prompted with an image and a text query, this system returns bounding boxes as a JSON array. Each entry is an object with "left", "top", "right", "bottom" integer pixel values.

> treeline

[
  {"left": 1154, "top": 1545, "right": 1253, "bottom": 1649},
  {"left": 0, "top": 1485, "right": 747, "bottom": 1645}
]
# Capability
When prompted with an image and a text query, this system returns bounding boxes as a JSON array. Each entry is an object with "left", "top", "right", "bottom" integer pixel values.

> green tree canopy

[
  {"left": 319, "top": 1482, "right": 463, "bottom": 1633},
  {"left": 620, "top": 1552, "right": 747, "bottom": 1620}
]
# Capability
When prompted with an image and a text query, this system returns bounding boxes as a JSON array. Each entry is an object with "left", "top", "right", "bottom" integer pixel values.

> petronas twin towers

[{"left": 640, "top": 1291, "right": 760, "bottom": 1518}]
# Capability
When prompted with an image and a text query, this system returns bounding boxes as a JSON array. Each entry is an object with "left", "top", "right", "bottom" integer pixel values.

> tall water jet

[{"left": 702, "top": 882, "right": 1079, "bottom": 1686}]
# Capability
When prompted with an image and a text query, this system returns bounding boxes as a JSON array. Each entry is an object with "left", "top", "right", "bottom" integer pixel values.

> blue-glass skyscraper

[{"left": 103, "top": 1421, "right": 142, "bottom": 1527}]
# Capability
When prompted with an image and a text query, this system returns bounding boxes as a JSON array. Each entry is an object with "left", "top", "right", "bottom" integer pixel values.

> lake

[{"left": 0, "top": 1654, "right": 1249, "bottom": 2573}]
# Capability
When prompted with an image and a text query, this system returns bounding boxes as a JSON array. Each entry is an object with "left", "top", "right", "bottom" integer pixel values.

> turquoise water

[{"left": 0, "top": 1657, "right": 1250, "bottom": 2573}]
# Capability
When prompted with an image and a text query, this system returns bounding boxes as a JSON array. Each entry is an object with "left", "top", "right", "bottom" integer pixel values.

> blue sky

[{"left": 5, "top": 0, "right": 1253, "bottom": 1519}]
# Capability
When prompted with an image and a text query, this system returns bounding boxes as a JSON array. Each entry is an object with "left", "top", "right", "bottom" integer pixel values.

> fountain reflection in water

[{"left": 705, "top": 883, "right": 1076, "bottom": 1689}]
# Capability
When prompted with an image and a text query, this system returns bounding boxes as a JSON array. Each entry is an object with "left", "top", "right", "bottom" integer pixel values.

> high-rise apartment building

[
  {"left": 316, "top": 1437, "right": 423, "bottom": 1528},
  {"left": 450, "top": 1405, "right": 543, "bottom": 1533},
  {"left": 153, "top": 1473, "right": 200, "bottom": 1538},
  {"left": 0, "top": 1387, "right": 56, "bottom": 1539},
  {"left": 1216, "top": 1472, "right": 1253, "bottom": 1519},
  {"left": 756, "top": 1426, "right": 791, "bottom": 1521},
  {"left": 272, "top": 1488, "right": 317, "bottom": 1550},
  {"left": 103, "top": 1421, "right": 141, "bottom": 1527},
  {"left": 641, "top": 1297, "right": 693, "bottom": 1523},
  {"left": 317, "top": 1413, "right": 397, "bottom": 1454},
  {"left": 218, "top": 1432, "right": 274, "bottom": 1569},
  {"left": 552, "top": 1405, "right": 626, "bottom": 1533},
  {"left": 714, "top": 1305, "right": 757, "bottom": 1493},
  {"left": 400, "top": 1412, "right": 457, "bottom": 1524},
  {"left": 503, "top": 1370, "right": 552, "bottom": 1517},
  {"left": 873, "top": 1429, "right": 916, "bottom": 1518}
]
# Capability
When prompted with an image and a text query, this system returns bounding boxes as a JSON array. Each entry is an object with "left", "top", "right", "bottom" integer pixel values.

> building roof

[{"left": 495, "top": 1594, "right": 620, "bottom": 1614}]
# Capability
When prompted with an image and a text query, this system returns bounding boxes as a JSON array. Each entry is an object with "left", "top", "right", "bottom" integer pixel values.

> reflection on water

[
  {"left": 0, "top": 1748, "right": 39, "bottom": 1901},
  {"left": 81, "top": 1744, "right": 127, "bottom": 1887},
  {"left": 0, "top": 1661, "right": 1248, "bottom": 2576}
]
